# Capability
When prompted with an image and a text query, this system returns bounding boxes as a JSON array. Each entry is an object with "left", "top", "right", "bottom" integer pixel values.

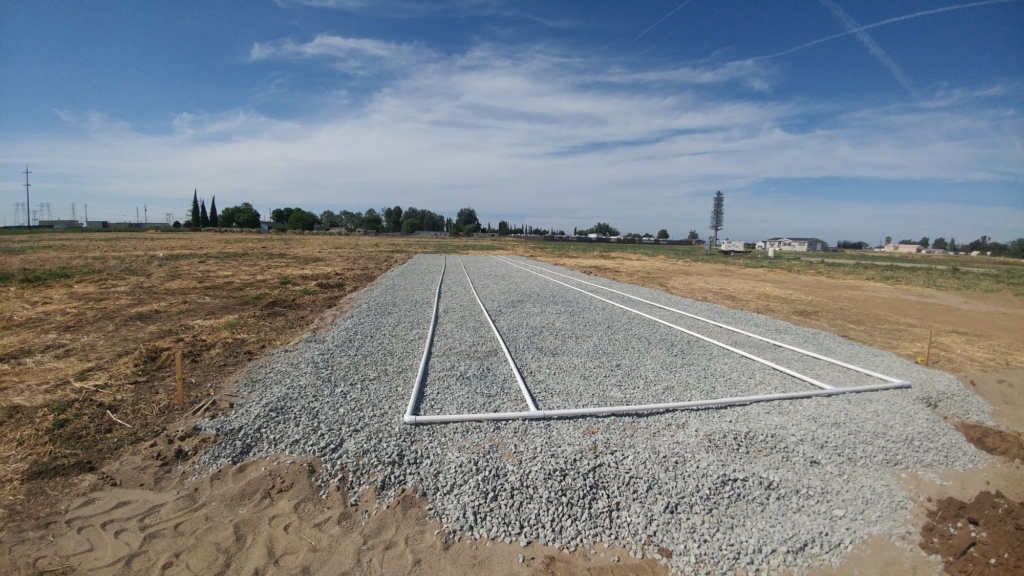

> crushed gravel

[{"left": 200, "top": 254, "right": 993, "bottom": 574}]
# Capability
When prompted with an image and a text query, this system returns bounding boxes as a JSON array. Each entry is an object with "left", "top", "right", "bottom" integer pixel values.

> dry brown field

[{"left": 2, "top": 231, "right": 1022, "bottom": 575}]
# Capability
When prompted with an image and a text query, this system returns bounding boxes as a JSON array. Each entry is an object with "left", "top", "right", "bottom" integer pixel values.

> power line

[{"left": 23, "top": 166, "right": 31, "bottom": 229}]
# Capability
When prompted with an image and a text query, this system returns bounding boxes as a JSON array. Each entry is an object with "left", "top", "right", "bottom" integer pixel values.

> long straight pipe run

[
  {"left": 495, "top": 257, "right": 834, "bottom": 391},
  {"left": 494, "top": 256, "right": 903, "bottom": 385},
  {"left": 458, "top": 256, "right": 540, "bottom": 412},
  {"left": 404, "top": 382, "right": 910, "bottom": 423},
  {"left": 404, "top": 255, "right": 446, "bottom": 421}
]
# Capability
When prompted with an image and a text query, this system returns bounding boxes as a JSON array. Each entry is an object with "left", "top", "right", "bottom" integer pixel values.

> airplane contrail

[
  {"left": 761, "top": 0, "right": 1020, "bottom": 61},
  {"left": 818, "top": 0, "right": 914, "bottom": 92},
  {"left": 633, "top": 0, "right": 696, "bottom": 41}
]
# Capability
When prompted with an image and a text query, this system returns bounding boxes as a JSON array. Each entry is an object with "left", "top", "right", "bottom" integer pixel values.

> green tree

[
  {"left": 885, "top": 236, "right": 892, "bottom": 245},
  {"left": 709, "top": 190, "right": 724, "bottom": 247},
  {"left": 209, "top": 196, "right": 218, "bottom": 228},
  {"left": 402, "top": 219, "right": 419, "bottom": 234},
  {"left": 320, "top": 210, "right": 338, "bottom": 229},
  {"left": 200, "top": 199, "right": 210, "bottom": 228},
  {"left": 390, "top": 206, "right": 403, "bottom": 232},
  {"left": 455, "top": 207, "right": 480, "bottom": 232},
  {"left": 287, "top": 209, "right": 320, "bottom": 231},
  {"left": 361, "top": 208, "right": 383, "bottom": 231},
  {"left": 932, "top": 237, "right": 948, "bottom": 250},
  {"left": 191, "top": 189, "right": 200, "bottom": 227},
  {"left": 687, "top": 230, "right": 700, "bottom": 240},
  {"left": 657, "top": 229, "right": 669, "bottom": 239},
  {"left": 172, "top": 220, "right": 182, "bottom": 229},
  {"left": 219, "top": 202, "right": 261, "bottom": 228},
  {"left": 339, "top": 210, "right": 362, "bottom": 231},
  {"left": 918, "top": 237, "right": 930, "bottom": 248},
  {"left": 271, "top": 207, "right": 295, "bottom": 224},
  {"left": 588, "top": 222, "right": 619, "bottom": 236},
  {"left": 1010, "top": 238, "right": 1024, "bottom": 259},
  {"left": 498, "top": 220, "right": 509, "bottom": 236},
  {"left": 948, "top": 238, "right": 957, "bottom": 252}
]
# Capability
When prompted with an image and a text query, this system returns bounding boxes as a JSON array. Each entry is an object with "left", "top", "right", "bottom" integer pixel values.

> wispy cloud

[
  {"left": 250, "top": 35, "right": 433, "bottom": 73},
  {"left": 633, "top": 0, "right": 695, "bottom": 42},
  {"left": 763, "top": 0, "right": 1020, "bottom": 60},
  {"left": 817, "top": 0, "right": 914, "bottom": 93},
  {"left": 599, "top": 59, "right": 775, "bottom": 92},
  {"left": 271, "top": 0, "right": 508, "bottom": 17}
]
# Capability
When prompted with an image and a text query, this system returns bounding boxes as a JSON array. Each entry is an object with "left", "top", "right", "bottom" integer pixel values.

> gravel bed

[
  {"left": 200, "top": 254, "right": 993, "bottom": 575},
  {"left": 418, "top": 258, "right": 525, "bottom": 415}
]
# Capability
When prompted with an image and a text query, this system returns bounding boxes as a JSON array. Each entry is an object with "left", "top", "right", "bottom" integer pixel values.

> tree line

[{"left": 845, "top": 235, "right": 1024, "bottom": 257}]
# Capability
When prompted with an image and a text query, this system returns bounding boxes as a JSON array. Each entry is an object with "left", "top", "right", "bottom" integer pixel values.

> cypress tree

[
  {"left": 209, "top": 196, "right": 218, "bottom": 228},
  {"left": 191, "top": 189, "right": 201, "bottom": 227},
  {"left": 200, "top": 199, "right": 210, "bottom": 227}
]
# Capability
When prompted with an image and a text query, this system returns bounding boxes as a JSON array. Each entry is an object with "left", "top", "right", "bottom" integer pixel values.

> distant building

[
  {"left": 38, "top": 220, "right": 82, "bottom": 228},
  {"left": 85, "top": 221, "right": 109, "bottom": 228},
  {"left": 883, "top": 243, "right": 924, "bottom": 253},
  {"left": 109, "top": 222, "right": 171, "bottom": 230},
  {"left": 260, "top": 221, "right": 286, "bottom": 234},
  {"left": 413, "top": 230, "right": 447, "bottom": 237},
  {"left": 757, "top": 237, "right": 829, "bottom": 252}
]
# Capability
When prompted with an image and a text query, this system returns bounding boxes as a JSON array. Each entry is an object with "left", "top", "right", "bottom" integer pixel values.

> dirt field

[{"left": 2, "top": 231, "right": 1022, "bottom": 575}]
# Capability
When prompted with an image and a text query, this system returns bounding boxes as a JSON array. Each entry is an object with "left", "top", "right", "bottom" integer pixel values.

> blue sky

[{"left": 1, "top": 0, "right": 1022, "bottom": 243}]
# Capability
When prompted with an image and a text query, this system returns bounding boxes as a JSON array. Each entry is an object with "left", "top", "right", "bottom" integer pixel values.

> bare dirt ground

[{"left": 3, "top": 233, "right": 1023, "bottom": 575}]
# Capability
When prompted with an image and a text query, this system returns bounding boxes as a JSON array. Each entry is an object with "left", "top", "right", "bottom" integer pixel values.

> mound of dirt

[{"left": 919, "top": 490, "right": 1024, "bottom": 575}]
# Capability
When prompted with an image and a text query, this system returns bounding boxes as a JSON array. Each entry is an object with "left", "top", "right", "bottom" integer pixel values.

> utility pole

[
  {"left": 144, "top": 204, "right": 148, "bottom": 223},
  {"left": 84, "top": 204, "right": 88, "bottom": 223},
  {"left": 71, "top": 203, "right": 77, "bottom": 222},
  {"left": 23, "top": 166, "right": 31, "bottom": 229}
]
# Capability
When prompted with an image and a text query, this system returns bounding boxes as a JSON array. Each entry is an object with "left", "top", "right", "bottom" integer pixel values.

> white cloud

[
  {"left": 599, "top": 59, "right": 776, "bottom": 92},
  {"left": 271, "top": 0, "right": 509, "bottom": 17},
  {"left": 250, "top": 35, "right": 432, "bottom": 73},
  {"left": 4, "top": 41, "right": 1022, "bottom": 240}
]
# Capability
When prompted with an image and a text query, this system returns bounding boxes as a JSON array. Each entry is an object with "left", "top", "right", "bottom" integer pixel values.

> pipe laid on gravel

[
  {"left": 494, "top": 256, "right": 904, "bottom": 385},
  {"left": 495, "top": 257, "right": 835, "bottom": 391},
  {"left": 404, "top": 382, "right": 910, "bottom": 423},
  {"left": 404, "top": 255, "right": 446, "bottom": 423},
  {"left": 458, "top": 256, "right": 539, "bottom": 412}
]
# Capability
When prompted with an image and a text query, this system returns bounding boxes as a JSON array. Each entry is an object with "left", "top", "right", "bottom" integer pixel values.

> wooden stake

[
  {"left": 924, "top": 330, "right": 932, "bottom": 366},
  {"left": 176, "top": 351, "right": 184, "bottom": 406}
]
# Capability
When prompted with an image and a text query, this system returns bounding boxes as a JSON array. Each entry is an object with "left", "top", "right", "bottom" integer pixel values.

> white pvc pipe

[
  {"left": 495, "top": 257, "right": 835, "bottom": 391},
  {"left": 494, "top": 256, "right": 903, "bottom": 385},
  {"left": 404, "top": 255, "right": 446, "bottom": 421},
  {"left": 404, "top": 381, "right": 910, "bottom": 423},
  {"left": 458, "top": 256, "right": 540, "bottom": 412}
]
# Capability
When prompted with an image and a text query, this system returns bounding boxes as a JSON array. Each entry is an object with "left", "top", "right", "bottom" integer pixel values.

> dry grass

[{"left": 0, "top": 231, "right": 437, "bottom": 525}]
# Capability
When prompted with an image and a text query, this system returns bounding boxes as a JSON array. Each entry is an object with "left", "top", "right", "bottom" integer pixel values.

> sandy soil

[
  {"left": 958, "top": 370, "right": 1024, "bottom": 430},
  {"left": 3, "top": 435, "right": 665, "bottom": 576}
]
